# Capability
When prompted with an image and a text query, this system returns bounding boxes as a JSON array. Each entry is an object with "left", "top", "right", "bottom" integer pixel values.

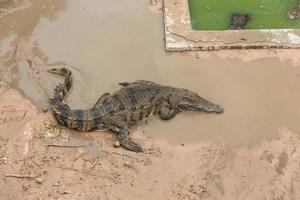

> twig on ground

[
  {"left": 55, "top": 166, "right": 100, "bottom": 177},
  {"left": 45, "top": 144, "right": 89, "bottom": 148},
  {"left": 46, "top": 143, "right": 137, "bottom": 159},
  {"left": 71, "top": 153, "right": 87, "bottom": 168},
  {"left": 0, "top": 109, "right": 27, "bottom": 112},
  {"left": 109, "top": 181, "right": 114, "bottom": 200},
  {"left": 176, "top": 183, "right": 203, "bottom": 197},
  {"left": 90, "top": 156, "right": 99, "bottom": 169},
  {"left": 31, "top": 159, "right": 41, "bottom": 168},
  {"left": 100, "top": 149, "right": 137, "bottom": 159},
  {"left": 5, "top": 173, "right": 36, "bottom": 179}
]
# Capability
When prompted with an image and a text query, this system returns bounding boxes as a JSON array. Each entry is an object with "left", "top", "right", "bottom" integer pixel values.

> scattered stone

[
  {"left": 50, "top": 155, "right": 59, "bottom": 160},
  {"left": 53, "top": 182, "right": 61, "bottom": 187},
  {"left": 22, "top": 183, "right": 30, "bottom": 192},
  {"left": 62, "top": 191, "right": 70, "bottom": 195},
  {"left": 0, "top": 150, "right": 7, "bottom": 164},
  {"left": 34, "top": 177, "right": 43, "bottom": 184},
  {"left": 260, "top": 150, "right": 273, "bottom": 163},
  {"left": 42, "top": 107, "right": 48, "bottom": 113},
  {"left": 113, "top": 141, "right": 120, "bottom": 148}
]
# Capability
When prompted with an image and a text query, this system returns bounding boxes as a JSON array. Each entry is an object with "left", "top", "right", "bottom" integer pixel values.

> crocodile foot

[{"left": 119, "top": 139, "right": 143, "bottom": 153}]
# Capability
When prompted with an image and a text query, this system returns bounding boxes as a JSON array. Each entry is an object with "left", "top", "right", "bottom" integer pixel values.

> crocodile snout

[{"left": 215, "top": 104, "right": 224, "bottom": 113}]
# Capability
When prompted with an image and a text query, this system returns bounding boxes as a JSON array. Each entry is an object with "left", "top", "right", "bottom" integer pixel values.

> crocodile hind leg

[
  {"left": 102, "top": 117, "right": 143, "bottom": 152},
  {"left": 157, "top": 99, "right": 180, "bottom": 120},
  {"left": 118, "top": 128, "right": 143, "bottom": 152}
]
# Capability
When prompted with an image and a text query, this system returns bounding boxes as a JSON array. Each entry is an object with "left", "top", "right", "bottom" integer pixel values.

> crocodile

[{"left": 48, "top": 68, "right": 224, "bottom": 152}]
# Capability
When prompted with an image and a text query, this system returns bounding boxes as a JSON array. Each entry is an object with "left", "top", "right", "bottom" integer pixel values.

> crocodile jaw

[{"left": 178, "top": 98, "right": 224, "bottom": 113}]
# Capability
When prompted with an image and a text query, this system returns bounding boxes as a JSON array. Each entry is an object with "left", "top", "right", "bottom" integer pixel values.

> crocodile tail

[
  {"left": 48, "top": 68, "right": 102, "bottom": 132},
  {"left": 48, "top": 67, "right": 72, "bottom": 99},
  {"left": 48, "top": 68, "right": 72, "bottom": 125}
]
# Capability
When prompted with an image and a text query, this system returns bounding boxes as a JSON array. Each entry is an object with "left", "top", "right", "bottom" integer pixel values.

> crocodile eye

[
  {"left": 182, "top": 96, "right": 196, "bottom": 102},
  {"left": 181, "top": 97, "right": 191, "bottom": 102}
]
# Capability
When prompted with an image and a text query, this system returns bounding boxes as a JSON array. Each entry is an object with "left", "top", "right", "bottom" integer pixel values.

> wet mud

[{"left": 1, "top": 89, "right": 300, "bottom": 199}]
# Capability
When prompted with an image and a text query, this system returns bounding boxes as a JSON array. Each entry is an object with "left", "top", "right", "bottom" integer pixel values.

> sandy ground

[
  {"left": 1, "top": 0, "right": 300, "bottom": 200},
  {"left": 1, "top": 86, "right": 300, "bottom": 200}
]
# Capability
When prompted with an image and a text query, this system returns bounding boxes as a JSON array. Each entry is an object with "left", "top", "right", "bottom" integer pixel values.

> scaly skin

[{"left": 49, "top": 68, "right": 224, "bottom": 152}]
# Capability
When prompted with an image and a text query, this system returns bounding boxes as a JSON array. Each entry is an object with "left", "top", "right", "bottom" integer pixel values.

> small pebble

[
  {"left": 114, "top": 141, "right": 120, "bottom": 148},
  {"left": 35, "top": 177, "right": 43, "bottom": 184},
  {"left": 42, "top": 107, "right": 48, "bottom": 113},
  {"left": 53, "top": 182, "right": 61, "bottom": 187}
]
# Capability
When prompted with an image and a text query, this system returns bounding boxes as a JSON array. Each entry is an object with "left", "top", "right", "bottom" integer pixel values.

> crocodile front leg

[
  {"left": 157, "top": 100, "right": 180, "bottom": 120},
  {"left": 102, "top": 116, "right": 143, "bottom": 152}
]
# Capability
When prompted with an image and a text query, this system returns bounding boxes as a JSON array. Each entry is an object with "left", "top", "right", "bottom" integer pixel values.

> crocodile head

[{"left": 177, "top": 89, "right": 224, "bottom": 113}]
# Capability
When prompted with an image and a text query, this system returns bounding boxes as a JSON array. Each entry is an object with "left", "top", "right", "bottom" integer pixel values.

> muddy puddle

[{"left": 1, "top": 0, "right": 300, "bottom": 149}]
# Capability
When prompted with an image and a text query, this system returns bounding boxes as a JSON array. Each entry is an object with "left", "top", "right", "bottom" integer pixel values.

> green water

[{"left": 188, "top": 0, "right": 300, "bottom": 30}]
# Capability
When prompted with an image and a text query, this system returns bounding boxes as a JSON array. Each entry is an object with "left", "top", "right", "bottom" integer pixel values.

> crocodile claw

[{"left": 119, "top": 139, "right": 143, "bottom": 153}]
